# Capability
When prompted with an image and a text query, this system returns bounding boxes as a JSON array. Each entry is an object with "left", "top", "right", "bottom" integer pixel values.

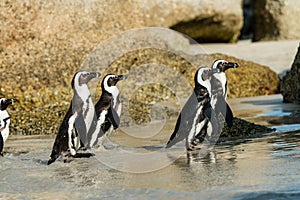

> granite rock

[
  {"left": 253, "top": 0, "right": 300, "bottom": 41},
  {"left": 280, "top": 44, "right": 300, "bottom": 103}
]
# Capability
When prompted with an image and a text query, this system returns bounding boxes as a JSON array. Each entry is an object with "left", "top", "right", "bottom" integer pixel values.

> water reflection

[{"left": 1, "top": 129, "right": 300, "bottom": 199}]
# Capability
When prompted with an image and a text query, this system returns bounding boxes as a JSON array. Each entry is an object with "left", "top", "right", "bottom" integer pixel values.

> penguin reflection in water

[
  {"left": 87, "top": 74, "right": 127, "bottom": 149},
  {"left": 166, "top": 67, "right": 219, "bottom": 150},
  {"left": 0, "top": 98, "right": 17, "bottom": 156},
  {"left": 48, "top": 71, "right": 101, "bottom": 165}
]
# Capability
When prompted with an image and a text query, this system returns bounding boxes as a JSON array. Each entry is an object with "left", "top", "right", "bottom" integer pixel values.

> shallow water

[{"left": 1, "top": 95, "right": 300, "bottom": 199}]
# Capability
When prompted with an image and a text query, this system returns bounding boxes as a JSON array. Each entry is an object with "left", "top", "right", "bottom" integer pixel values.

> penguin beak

[
  {"left": 91, "top": 72, "right": 101, "bottom": 78},
  {"left": 10, "top": 98, "right": 18, "bottom": 104},
  {"left": 86, "top": 72, "right": 101, "bottom": 82},
  {"left": 116, "top": 75, "right": 128, "bottom": 81},
  {"left": 224, "top": 62, "right": 239, "bottom": 70}
]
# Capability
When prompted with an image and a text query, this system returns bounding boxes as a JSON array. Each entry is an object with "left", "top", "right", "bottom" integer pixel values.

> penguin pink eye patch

[{"left": 222, "top": 61, "right": 228, "bottom": 65}]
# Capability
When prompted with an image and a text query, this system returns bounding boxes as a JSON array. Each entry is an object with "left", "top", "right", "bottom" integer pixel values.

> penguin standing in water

[
  {"left": 210, "top": 59, "right": 238, "bottom": 127},
  {"left": 87, "top": 74, "right": 127, "bottom": 149},
  {"left": 0, "top": 98, "right": 17, "bottom": 156},
  {"left": 166, "top": 67, "right": 219, "bottom": 150},
  {"left": 48, "top": 71, "right": 101, "bottom": 165},
  {"left": 193, "top": 59, "right": 239, "bottom": 144}
]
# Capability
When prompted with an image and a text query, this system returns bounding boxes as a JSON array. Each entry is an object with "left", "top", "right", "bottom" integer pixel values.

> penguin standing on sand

[
  {"left": 166, "top": 67, "right": 219, "bottom": 150},
  {"left": 0, "top": 98, "right": 17, "bottom": 156},
  {"left": 48, "top": 71, "right": 100, "bottom": 165},
  {"left": 87, "top": 74, "right": 127, "bottom": 148},
  {"left": 193, "top": 59, "right": 239, "bottom": 144}
]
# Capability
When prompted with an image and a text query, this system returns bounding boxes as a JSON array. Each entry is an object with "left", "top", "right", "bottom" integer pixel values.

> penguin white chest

[
  {"left": 76, "top": 84, "right": 95, "bottom": 131},
  {"left": 83, "top": 98, "right": 95, "bottom": 130},
  {"left": 213, "top": 73, "right": 227, "bottom": 97},
  {"left": 0, "top": 110, "right": 10, "bottom": 142},
  {"left": 89, "top": 110, "right": 108, "bottom": 148},
  {"left": 187, "top": 104, "right": 204, "bottom": 143}
]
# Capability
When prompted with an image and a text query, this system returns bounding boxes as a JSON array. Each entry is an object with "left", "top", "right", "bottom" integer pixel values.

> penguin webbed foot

[
  {"left": 73, "top": 152, "right": 95, "bottom": 158},
  {"left": 187, "top": 144, "right": 201, "bottom": 152}
]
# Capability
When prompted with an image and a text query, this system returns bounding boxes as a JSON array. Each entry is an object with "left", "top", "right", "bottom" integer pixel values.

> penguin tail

[
  {"left": 47, "top": 156, "right": 57, "bottom": 165},
  {"left": 47, "top": 152, "right": 60, "bottom": 165},
  {"left": 47, "top": 158, "right": 55, "bottom": 165},
  {"left": 165, "top": 142, "right": 172, "bottom": 149},
  {"left": 165, "top": 139, "right": 176, "bottom": 149}
]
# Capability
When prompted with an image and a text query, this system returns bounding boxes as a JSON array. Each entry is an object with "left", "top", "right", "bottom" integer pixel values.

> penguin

[
  {"left": 210, "top": 59, "right": 238, "bottom": 127},
  {"left": 87, "top": 74, "right": 127, "bottom": 148},
  {"left": 48, "top": 70, "right": 101, "bottom": 165},
  {"left": 0, "top": 98, "right": 17, "bottom": 156},
  {"left": 166, "top": 67, "right": 219, "bottom": 150},
  {"left": 193, "top": 59, "right": 239, "bottom": 144}
]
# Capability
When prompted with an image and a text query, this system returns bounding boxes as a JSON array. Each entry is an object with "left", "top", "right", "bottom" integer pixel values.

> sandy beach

[{"left": 202, "top": 39, "right": 299, "bottom": 77}]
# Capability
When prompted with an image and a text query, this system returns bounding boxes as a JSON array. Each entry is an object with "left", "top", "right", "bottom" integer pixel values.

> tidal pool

[{"left": 1, "top": 95, "right": 300, "bottom": 200}]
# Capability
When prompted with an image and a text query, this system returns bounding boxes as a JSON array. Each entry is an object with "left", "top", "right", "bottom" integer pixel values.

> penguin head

[
  {"left": 71, "top": 71, "right": 101, "bottom": 89},
  {"left": 195, "top": 67, "right": 212, "bottom": 91},
  {"left": 212, "top": 60, "right": 239, "bottom": 73},
  {"left": 0, "top": 98, "right": 17, "bottom": 111},
  {"left": 102, "top": 74, "right": 128, "bottom": 94}
]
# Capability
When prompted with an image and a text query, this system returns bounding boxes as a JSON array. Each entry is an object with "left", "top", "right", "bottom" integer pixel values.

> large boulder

[
  {"left": 168, "top": 0, "right": 244, "bottom": 42},
  {"left": 253, "top": 0, "right": 300, "bottom": 41},
  {"left": 280, "top": 44, "right": 300, "bottom": 103},
  {"left": 0, "top": 0, "right": 242, "bottom": 106}
]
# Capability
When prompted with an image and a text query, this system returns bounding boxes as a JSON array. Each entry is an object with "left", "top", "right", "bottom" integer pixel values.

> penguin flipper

[
  {"left": 203, "top": 103, "right": 214, "bottom": 120},
  {"left": 202, "top": 102, "right": 221, "bottom": 139},
  {"left": 166, "top": 93, "right": 199, "bottom": 148},
  {"left": 74, "top": 114, "right": 87, "bottom": 146},
  {"left": 0, "top": 133, "right": 4, "bottom": 156},
  {"left": 214, "top": 96, "right": 233, "bottom": 127},
  {"left": 225, "top": 103, "right": 234, "bottom": 127},
  {"left": 108, "top": 107, "right": 120, "bottom": 129}
]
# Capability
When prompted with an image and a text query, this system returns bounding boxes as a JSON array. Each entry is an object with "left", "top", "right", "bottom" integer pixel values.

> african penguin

[
  {"left": 48, "top": 70, "right": 100, "bottom": 165},
  {"left": 87, "top": 74, "right": 127, "bottom": 149},
  {"left": 166, "top": 67, "right": 219, "bottom": 150},
  {"left": 210, "top": 59, "right": 238, "bottom": 127},
  {"left": 193, "top": 59, "right": 239, "bottom": 144},
  {"left": 0, "top": 98, "right": 16, "bottom": 156}
]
